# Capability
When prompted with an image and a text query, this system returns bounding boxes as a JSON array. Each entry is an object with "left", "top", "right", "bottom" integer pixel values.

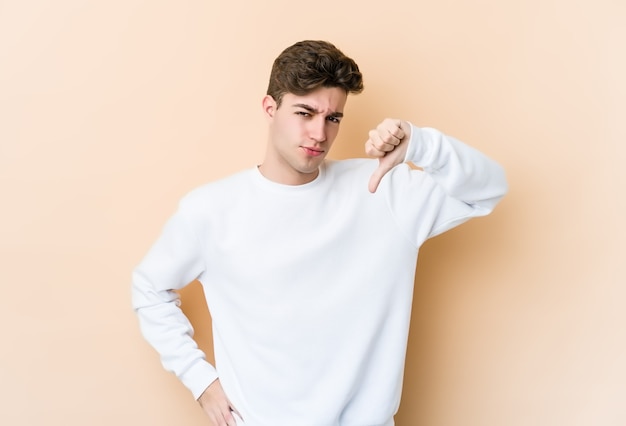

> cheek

[
  {"left": 327, "top": 124, "right": 341, "bottom": 140},
  {"left": 283, "top": 119, "right": 303, "bottom": 137},
  {"left": 273, "top": 120, "right": 297, "bottom": 144}
]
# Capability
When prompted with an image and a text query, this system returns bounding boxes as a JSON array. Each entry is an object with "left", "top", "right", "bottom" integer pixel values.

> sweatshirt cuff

[
  {"left": 403, "top": 123, "right": 437, "bottom": 168},
  {"left": 179, "top": 359, "right": 219, "bottom": 400}
]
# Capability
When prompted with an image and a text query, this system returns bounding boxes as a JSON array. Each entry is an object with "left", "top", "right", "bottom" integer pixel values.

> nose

[{"left": 308, "top": 116, "right": 327, "bottom": 143}]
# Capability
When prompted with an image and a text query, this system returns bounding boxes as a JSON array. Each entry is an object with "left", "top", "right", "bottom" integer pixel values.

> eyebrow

[{"left": 292, "top": 103, "right": 344, "bottom": 118}]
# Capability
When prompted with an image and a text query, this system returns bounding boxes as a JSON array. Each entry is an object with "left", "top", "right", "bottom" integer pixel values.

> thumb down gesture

[{"left": 366, "top": 119, "right": 412, "bottom": 193}]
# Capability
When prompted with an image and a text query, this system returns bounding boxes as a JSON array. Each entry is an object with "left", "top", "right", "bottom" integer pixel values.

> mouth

[{"left": 301, "top": 146, "right": 325, "bottom": 157}]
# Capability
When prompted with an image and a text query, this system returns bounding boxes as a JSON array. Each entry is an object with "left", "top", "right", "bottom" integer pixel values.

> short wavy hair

[{"left": 267, "top": 40, "right": 364, "bottom": 107}]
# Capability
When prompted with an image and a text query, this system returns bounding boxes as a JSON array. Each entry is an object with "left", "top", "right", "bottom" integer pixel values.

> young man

[{"left": 132, "top": 40, "right": 508, "bottom": 426}]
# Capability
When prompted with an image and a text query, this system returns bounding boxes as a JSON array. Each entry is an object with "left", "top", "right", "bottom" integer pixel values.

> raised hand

[{"left": 365, "top": 118, "right": 412, "bottom": 193}]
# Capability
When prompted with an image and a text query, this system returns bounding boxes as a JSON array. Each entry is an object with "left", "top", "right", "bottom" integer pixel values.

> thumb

[{"left": 368, "top": 160, "right": 394, "bottom": 193}]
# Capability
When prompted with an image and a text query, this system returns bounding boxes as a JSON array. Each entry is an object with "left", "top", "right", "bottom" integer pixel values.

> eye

[
  {"left": 296, "top": 111, "right": 311, "bottom": 117},
  {"left": 327, "top": 116, "right": 341, "bottom": 124}
]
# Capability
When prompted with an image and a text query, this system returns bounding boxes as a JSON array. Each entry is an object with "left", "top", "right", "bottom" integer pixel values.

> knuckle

[{"left": 388, "top": 127, "right": 402, "bottom": 139}]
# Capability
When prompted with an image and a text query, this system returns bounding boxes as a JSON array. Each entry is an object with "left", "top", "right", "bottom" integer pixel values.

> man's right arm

[{"left": 131, "top": 197, "right": 237, "bottom": 423}]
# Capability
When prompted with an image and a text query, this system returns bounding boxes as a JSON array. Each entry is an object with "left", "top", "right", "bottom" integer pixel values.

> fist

[
  {"left": 366, "top": 119, "right": 411, "bottom": 193},
  {"left": 365, "top": 118, "right": 407, "bottom": 158}
]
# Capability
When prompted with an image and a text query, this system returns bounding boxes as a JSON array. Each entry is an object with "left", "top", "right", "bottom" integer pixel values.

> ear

[{"left": 262, "top": 95, "right": 277, "bottom": 119}]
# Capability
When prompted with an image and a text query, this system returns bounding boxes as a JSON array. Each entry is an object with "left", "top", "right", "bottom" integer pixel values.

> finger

[
  {"left": 230, "top": 405, "right": 244, "bottom": 422},
  {"left": 368, "top": 129, "right": 399, "bottom": 153},
  {"left": 383, "top": 119, "right": 406, "bottom": 141},
  {"left": 380, "top": 117, "right": 405, "bottom": 135},
  {"left": 381, "top": 129, "right": 403, "bottom": 147},
  {"left": 364, "top": 139, "right": 386, "bottom": 158},
  {"left": 204, "top": 401, "right": 236, "bottom": 426},
  {"left": 368, "top": 162, "right": 393, "bottom": 193},
  {"left": 377, "top": 119, "right": 405, "bottom": 143},
  {"left": 223, "top": 410, "right": 237, "bottom": 426}
]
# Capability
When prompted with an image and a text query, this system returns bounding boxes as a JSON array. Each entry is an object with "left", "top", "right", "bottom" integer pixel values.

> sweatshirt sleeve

[
  {"left": 131, "top": 196, "right": 218, "bottom": 399},
  {"left": 383, "top": 123, "right": 508, "bottom": 246}
]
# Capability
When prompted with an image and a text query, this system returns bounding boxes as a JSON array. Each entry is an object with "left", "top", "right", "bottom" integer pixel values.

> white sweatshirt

[{"left": 132, "top": 125, "right": 507, "bottom": 425}]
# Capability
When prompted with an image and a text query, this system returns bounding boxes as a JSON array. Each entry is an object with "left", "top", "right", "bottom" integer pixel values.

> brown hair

[{"left": 267, "top": 40, "right": 364, "bottom": 107}]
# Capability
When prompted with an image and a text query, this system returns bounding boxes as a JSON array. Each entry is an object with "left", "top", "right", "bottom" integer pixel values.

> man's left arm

[{"left": 366, "top": 118, "right": 508, "bottom": 239}]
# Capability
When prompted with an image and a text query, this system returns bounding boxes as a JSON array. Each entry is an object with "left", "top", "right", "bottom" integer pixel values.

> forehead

[{"left": 283, "top": 87, "right": 348, "bottom": 112}]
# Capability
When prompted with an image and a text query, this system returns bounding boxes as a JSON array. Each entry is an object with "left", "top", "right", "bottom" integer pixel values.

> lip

[{"left": 301, "top": 146, "right": 325, "bottom": 157}]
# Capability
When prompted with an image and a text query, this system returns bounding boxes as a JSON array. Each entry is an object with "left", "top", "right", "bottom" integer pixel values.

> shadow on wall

[
  {"left": 395, "top": 194, "right": 515, "bottom": 423},
  {"left": 178, "top": 282, "right": 215, "bottom": 366}
]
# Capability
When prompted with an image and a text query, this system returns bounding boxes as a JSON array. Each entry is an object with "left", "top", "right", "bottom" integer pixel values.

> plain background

[{"left": 1, "top": 0, "right": 624, "bottom": 425}]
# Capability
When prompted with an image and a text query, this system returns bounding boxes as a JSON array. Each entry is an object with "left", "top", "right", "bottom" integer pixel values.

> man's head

[
  {"left": 266, "top": 40, "right": 364, "bottom": 107},
  {"left": 259, "top": 41, "right": 363, "bottom": 186}
]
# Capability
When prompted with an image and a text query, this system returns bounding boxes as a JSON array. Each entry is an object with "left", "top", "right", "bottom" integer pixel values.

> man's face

[{"left": 261, "top": 87, "right": 348, "bottom": 185}]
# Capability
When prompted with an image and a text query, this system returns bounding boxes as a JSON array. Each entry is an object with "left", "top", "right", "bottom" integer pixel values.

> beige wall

[{"left": 1, "top": 0, "right": 624, "bottom": 425}]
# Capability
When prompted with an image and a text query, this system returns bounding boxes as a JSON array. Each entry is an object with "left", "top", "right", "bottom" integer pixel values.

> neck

[{"left": 257, "top": 163, "right": 320, "bottom": 186}]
